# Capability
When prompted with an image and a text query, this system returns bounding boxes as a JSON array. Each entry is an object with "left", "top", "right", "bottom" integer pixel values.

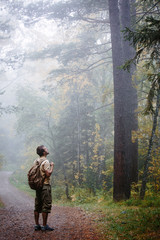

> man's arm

[{"left": 45, "top": 162, "right": 54, "bottom": 177}]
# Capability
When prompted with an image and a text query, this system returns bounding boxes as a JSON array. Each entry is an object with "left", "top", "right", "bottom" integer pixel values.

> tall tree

[
  {"left": 120, "top": 0, "right": 138, "bottom": 198},
  {"left": 108, "top": 0, "right": 126, "bottom": 201},
  {"left": 122, "top": 0, "right": 160, "bottom": 199},
  {"left": 109, "top": 0, "right": 138, "bottom": 200}
]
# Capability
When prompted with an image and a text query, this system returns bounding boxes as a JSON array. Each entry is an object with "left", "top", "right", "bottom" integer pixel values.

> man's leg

[
  {"left": 34, "top": 190, "right": 42, "bottom": 230},
  {"left": 41, "top": 185, "right": 54, "bottom": 231},
  {"left": 42, "top": 212, "right": 48, "bottom": 226},
  {"left": 41, "top": 212, "right": 54, "bottom": 231},
  {"left": 34, "top": 211, "right": 40, "bottom": 225}
]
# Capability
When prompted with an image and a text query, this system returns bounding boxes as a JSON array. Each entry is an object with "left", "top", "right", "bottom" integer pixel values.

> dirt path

[{"left": 0, "top": 171, "right": 103, "bottom": 240}]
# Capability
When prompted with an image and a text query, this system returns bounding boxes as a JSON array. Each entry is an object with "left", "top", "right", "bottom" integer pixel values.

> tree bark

[
  {"left": 130, "top": 0, "right": 139, "bottom": 186},
  {"left": 63, "top": 163, "right": 71, "bottom": 200},
  {"left": 108, "top": 0, "right": 126, "bottom": 201},
  {"left": 109, "top": 0, "right": 138, "bottom": 200},
  {"left": 76, "top": 93, "right": 82, "bottom": 185},
  {"left": 119, "top": 0, "right": 138, "bottom": 198}
]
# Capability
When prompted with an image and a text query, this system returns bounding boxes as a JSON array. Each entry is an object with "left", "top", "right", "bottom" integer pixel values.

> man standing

[{"left": 34, "top": 145, "right": 54, "bottom": 231}]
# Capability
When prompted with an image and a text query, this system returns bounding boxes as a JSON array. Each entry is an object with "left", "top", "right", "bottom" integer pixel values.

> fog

[
  {"left": 0, "top": 0, "right": 113, "bottom": 174},
  {"left": 0, "top": 0, "right": 159, "bottom": 222},
  {"left": 0, "top": 1, "right": 56, "bottom": 168}
]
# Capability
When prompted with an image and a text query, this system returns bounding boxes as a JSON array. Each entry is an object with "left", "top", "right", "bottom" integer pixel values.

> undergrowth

[{"left": 11, "top": 170, "right": 160, "bottom": 240}]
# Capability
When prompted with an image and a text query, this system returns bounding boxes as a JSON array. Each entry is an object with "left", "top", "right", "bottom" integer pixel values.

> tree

[
  {"left": 123, "top": 0, "right": 160, "bottom": 199},
  {"left": 108, "top": 0, "right": 138, "bottom": 200},
  {"left": 108, "top": 0, "right": 126, "bottom": 201},
  {"left": 120, "top": 0, "right": 138, "bottom": 197}
]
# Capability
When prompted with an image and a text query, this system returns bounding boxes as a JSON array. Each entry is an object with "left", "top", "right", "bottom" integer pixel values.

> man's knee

[{"left": 41, "top": 185, "right": 52, "bottom": 213}]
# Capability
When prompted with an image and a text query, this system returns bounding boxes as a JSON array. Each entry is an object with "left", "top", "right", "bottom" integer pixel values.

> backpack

[{"left": 27, "top": 159, "right": 45, "bottom": 190}]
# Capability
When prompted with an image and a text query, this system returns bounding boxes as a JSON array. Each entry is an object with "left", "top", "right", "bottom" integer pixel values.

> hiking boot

[
  {"left": 34, "top": 224, "right": 41, "bottom": 231},
  {"left": 41, "top": 224, "right": 54, "bottom": 231}
]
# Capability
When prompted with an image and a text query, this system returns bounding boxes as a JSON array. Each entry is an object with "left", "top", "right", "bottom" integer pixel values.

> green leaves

[
  {"left": 122, "top": 2, "right": 160, "bottom": 116},
  {"left": 143, "top": 73, "right": 160, "bottom": 115}
]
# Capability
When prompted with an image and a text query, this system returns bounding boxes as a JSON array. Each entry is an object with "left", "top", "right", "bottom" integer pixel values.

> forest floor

[
  {"left": 0, "top": 171, "right": 104, "bottom": 240},
  {"left": 1, "top": 171, "right": 160, "bottom": 240}
]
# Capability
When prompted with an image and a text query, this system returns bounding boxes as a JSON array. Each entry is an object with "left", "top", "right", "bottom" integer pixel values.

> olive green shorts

[{"left": 34, "top": 185, "right": 52, "bottom": 213}]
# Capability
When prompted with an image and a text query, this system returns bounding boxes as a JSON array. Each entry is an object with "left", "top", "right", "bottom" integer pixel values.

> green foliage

[
  {"left": 52, "top": 186, "right": 66, "bottom": 201},
  {"left": 70, "top": 188, "right": 98, "bottom": 204},
  {"left": 125, "top": 195, "right": 160, "bottom": 208},
  {"left": 124, "top": 17, "right": 160, "bottom": 50},
  {"left": 104, "top": 207, "right": 160, "bottom": 239},
  {"left": 122, "top": 2, "right": 160, "bottom": 116},
  {"left": 143, "top": 72, "right": 160, "bottom": 115},
  {"left": 10, "top": 170, "right": 35, "bottom": 198}
]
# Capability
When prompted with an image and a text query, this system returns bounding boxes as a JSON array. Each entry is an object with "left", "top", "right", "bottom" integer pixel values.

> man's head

[{"left": 36, "top": 145, "right": 49, "bottom": 157}]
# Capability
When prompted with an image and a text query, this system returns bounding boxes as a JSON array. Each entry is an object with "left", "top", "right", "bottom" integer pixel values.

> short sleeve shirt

[{"left": 34, "top": 157, "right": 51, "bottom": 185}]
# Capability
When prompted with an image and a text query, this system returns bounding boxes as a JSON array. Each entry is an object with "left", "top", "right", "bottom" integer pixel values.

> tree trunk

[
  {"left": 129, "top": 0, "right": 139, "bottom": 186},
  {"left": 63, "top": 163, "right": 71, "bottom": 200},
  {"left": 119, "top": 0, "right": 138, "bottom": 199},
  {"left": 108, "top": 0, "right": 126, "bottom": 201},
  {"left": 76, "top": 94, "right": 82, "bottom": 185},
  {"left": 140, "top": 88, "right": 160, "bottom": 199},
  {"left": 71, "top": 132, "right": 76, "bottom": 187},
  {"left": 109, "top": 0, "right": 138, "bottom": 200}
]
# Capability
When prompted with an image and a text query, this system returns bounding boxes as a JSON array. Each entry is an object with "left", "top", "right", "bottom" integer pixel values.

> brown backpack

[{"left": 27, "top": 159, "right": 45, "bottom": 190}]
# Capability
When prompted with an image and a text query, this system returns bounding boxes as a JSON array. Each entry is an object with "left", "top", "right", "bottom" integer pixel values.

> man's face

[{"left": 43, "top": 146, "right": 49, "bottom": 155}]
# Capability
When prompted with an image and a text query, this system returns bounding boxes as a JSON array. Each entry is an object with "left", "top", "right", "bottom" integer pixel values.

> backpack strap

[
  {"left": 40, "top": 160, "right": 48, "bottom": 171},
  {"left": 36, "top": 158, "right": 46, "bottom": 166}
]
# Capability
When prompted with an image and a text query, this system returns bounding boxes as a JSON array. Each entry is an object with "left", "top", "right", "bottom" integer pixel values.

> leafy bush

[
  {"left": 52, "top": 186, "right": 66, "bottom": 201},
  {"left": 124, "top": 194, "right": 160, "bottom": 208}
]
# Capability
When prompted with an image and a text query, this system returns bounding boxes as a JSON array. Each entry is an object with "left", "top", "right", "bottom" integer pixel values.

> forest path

[{"left": 0, "top": 171, "right": 103, "bottom": 240}]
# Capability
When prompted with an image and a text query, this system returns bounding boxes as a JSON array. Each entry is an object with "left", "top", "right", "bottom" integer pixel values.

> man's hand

[
  {"left": 50, "top": 162, "right": 54, "bottom": 167},
  {"left": 45, "top": 162, "right": 54, "bottom": 177}
]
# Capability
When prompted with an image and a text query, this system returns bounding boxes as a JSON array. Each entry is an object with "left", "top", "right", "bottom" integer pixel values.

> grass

[
  {"left": 10, "top": 172, "right": 35, "bottom": 198},
  {"left": 41, "top": 197, "right": 160, "bottom": 239},
  {"left": 10, "top": 171, "right": 160, "bottom": 240},
  {"left": 91, "top": 204, "right": 160, "bottom": 240},
  {"left": 0, "top": 198, "right": 4, "bottom": 208}
]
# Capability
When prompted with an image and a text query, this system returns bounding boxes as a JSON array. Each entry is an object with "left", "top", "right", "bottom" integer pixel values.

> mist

[
  {"left": 0, "top": 0, "right": 147, "bottom": 204},
  {"left": 0, "top": 0, "right": 63, "bottom": 169},
  {"left": 0, "top": 0, "right": 114, "bottom": 181},
  {"left": 1, "top": 0, "right": 158, "bottom": 203},
  {"left": 0, "top": 2, "right": 160, "bottom": 238}
]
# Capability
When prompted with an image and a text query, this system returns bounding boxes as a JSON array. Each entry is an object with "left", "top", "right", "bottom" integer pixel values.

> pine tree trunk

[
  {"left": 109, "top": 0, "right": 138, "bottom": 200},
  {"left": 62, "top": 162, "right": 71, "bottom": 200},
  {"left": 108, "top": 0, "right": 126, "bottom": 201},
  {"left": 72, "top": 132, "right": 76, "bottom": 187},
  {"left": 76, "top": 94, "right": 82, "bottom": 185},
  {"left": 119, "top": 0, "right": 138, "bottom": 198},
  {"left": 140, "top": 88, "right": 160, "bottom": 199}
]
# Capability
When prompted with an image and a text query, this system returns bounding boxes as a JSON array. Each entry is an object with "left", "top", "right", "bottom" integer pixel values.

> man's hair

[{"left": 36, "top": 145, "right": 45, "bottom": 157}]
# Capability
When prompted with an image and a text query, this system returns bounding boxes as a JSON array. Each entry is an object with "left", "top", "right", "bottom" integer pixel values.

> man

[{"left": 34, "top": 145, "right": 54, "bottom": 231}]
